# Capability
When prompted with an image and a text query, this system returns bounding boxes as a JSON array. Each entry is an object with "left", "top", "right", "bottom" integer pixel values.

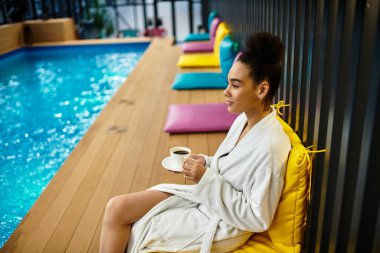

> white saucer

[{"left": 162, "top": 156, "right": 183, "bottom": 172}]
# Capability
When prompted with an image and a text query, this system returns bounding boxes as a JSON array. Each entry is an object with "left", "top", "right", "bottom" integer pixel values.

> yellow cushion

[
  {"left": 177, "top": 53, "right": 220, "bottom": 68},
  {"left": 213, "top": 22, "right": 231, "bottom": 58},
  {"left": 177, "top": 22, "right": 230, "bottom": 68},
  {"left": 232, "top": 116, "right": 310, "bottom": 253}
]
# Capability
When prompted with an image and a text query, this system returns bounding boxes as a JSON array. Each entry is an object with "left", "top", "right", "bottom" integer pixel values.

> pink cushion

[
  {"left": 164, "top": 103, "right": 238, "bottom": 133},
  {"left": 182, "top": 41, "right": 214, "bottom": 53},
  {"left": 209, "top": 17, "right": 222, "bottom": 40},
  {"left": 182, "top": 18, "right": 222, "bottom": 53}
]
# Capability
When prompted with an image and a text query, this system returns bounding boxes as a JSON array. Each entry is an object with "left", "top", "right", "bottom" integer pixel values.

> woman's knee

[{"left": 104, "top": 195, "right": 132, "bottom": 226}]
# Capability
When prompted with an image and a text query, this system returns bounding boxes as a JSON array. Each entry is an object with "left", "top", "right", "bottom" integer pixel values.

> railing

[{"left": 0, "top": 0, "right": 202, "bottom": 42}]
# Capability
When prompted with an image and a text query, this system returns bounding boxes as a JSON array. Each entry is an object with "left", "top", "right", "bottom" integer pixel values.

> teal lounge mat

[
  {"left": 183, "top": 33, "right": 210, "bottom": 42},
  {"left": 172, "top": 72, "right": 226, "bottom": 90}
]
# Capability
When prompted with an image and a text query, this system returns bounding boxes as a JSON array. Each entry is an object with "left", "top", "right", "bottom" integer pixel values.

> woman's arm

[
  {"left": 189, "top": 151, "right": 286, "bottom": 233},
  {"left": 193, "top": 168, "right": 279, "bottom": 232}
]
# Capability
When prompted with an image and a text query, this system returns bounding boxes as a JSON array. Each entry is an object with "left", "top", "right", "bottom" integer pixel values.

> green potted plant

[{"left": 79, "top": 0, "right": 114, "bottom": 39}]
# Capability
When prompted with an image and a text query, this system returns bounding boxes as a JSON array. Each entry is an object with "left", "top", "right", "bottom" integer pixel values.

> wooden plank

[
  {"left": 86, "top": 50, "right": 189, "bottom": 251},
  {"left": 64, "top": 39, "right": 177, "bottom": 252},
  {"left": 88, "top": 42, "right": 171, "bottom": 253},
  {"left": 205, "top": 89, "right": 224, "bottom": 104},
  {"left": 129, "top": 52, "right": 184, "bottom": 192}
]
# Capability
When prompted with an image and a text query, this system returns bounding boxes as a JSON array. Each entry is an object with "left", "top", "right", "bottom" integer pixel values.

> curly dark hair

[{"left": 238, "top": 32, "right": 285, "bottom": 104}]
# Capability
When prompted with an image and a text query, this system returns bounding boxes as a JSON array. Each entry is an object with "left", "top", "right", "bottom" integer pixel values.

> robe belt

[{"left": 200, "top": 217, "right": 220, "bottom": 253}]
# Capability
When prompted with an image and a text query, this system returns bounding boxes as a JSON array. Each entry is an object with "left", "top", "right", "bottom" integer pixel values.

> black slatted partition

[{"left": 203, "top": 0, "right": 380, "bottom": 252}]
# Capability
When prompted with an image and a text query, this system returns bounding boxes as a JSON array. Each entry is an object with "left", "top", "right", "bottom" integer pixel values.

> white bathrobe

[{"left": 127, "top": 109, "right": 291, "bottom": 253}]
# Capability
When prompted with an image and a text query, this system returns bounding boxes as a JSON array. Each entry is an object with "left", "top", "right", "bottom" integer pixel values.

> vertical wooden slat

[
  {"left": 286, "top": 0, "right": 296, "bottom": 125},
  {"left": 358, "top": 8, "right": 380, "bottom": 253},
  {"left": 292, "top": 0, "right": 305, "bottom": 133},
  {"left": 255, "top": 0, "right": 258, "bottom": 33},
  {"left": 345, "top": 0, "right": 379, "bottom": 251},
  {"left": 328, "top": 1, "right": 365, "bottom": 252},
  {"left": 312, "top": 0, "right": 352, "bottom": 249},
  {"left": 310, "top": 0, "right": 342, "bottom": 252},
  {"left": 268, "top": 0, "right": 272, "bottom": 33},
  {"left": 281, "top": 0, "right": 290, "bottom": 106},
  {"left": 298, "top": 0, "right": 313, "bottom": 141},
  {"left": 306, "top": 0, "right": 326, "bottom": 147},
  {"left": 302, "top": 0, "right": 319, "bottom": 250},
  {"left": 276, "top": 0, "right": 284, "bottom": 101},
  {"left": 257, "top": 0, "right": 261, "bottom": 31},
  {"left": 253, "top": 0, "right": 256, "bottom": 32},
  {"left": 273, "top": 0, "right": 278, "bottom": 36},
  {"left": 264, "top": 0, "right": 268, "bottom": 31},
  {"left": 373, "top": 202, "right": 380, "bottom": 253}
]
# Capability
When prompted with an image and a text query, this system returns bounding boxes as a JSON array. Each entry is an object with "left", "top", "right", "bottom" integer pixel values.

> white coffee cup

[{"left": 170, "top": 146, "right": 191, "bottom": 170}]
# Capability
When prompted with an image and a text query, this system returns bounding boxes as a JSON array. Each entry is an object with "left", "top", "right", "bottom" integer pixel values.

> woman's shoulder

[
  {"left": 259, "top": 115, "right": 291, "bottom": 153},
  {"left": 268, "top": 120, "right": 291, "bottom": 159}
]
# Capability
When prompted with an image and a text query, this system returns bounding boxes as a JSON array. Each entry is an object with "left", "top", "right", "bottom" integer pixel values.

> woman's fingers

[
  {"left": 188, "top": 154, "right": 206, "bottom": 166},
  {"left": 182, "top": 162, "right": 194, "bottom": 175},
  {"left": 189, "top": 154, "right": 199, "bottom": 159},
  {"left": 184, "top": 157, "right": 197, "bottom": 166},
  {"left": 182, "top": 158, "right": 206, "bottom": 183}
]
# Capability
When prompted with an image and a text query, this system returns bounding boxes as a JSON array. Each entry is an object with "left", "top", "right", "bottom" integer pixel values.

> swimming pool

[{"left": 0, "top": 42, "right": 148, "bottom": 248}]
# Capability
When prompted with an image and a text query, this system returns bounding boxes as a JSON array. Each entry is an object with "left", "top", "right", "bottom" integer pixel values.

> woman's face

[{"left": 224, "top": 61, "right": 267, "bottom": 114}]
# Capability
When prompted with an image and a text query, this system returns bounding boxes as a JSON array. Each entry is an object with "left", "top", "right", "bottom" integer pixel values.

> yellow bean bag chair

[
  {"left": 177, "top": 22, "right": 230, "bottom": 68},
  {"left": 232, "top": 116, "right": 310, "bottom": 253}
]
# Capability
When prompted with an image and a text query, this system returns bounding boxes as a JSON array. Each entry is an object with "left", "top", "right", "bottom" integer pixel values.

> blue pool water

[{"left": 0, "top": 42, "right": 148, "bottom": 248}]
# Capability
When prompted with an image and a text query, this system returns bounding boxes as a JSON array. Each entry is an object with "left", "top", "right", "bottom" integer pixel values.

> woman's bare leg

[{"left": 99, "top": 190, "right": 172, "bottom": 253}]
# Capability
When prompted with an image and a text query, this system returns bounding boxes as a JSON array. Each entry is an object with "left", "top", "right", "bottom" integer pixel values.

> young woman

[{"left": 100, "top": 32, "right": 291, "bottom": 253}]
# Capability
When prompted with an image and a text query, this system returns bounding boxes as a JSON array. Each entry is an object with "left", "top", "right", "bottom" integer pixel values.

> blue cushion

[
  {"left": 183, "top": 33, "right": 210, "bottom": 42},
  {"left": 172, "top": 72, "right": 226, "bottom": 90},
  {"left": 219, "top": 34, "right": 240, "bottom": 80}
]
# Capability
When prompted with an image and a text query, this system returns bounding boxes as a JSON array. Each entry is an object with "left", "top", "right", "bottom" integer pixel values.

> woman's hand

[
  {"left": 183, "top": 157, "right": 207, "bottom": 183},
  {"left": 189, "top": 154, "right": 206, "bottom": 166}
]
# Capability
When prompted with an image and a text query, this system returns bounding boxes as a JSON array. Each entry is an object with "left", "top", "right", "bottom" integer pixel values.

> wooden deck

[{"left": 1, "top": 38, "right": 227, "bottom": 252}]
